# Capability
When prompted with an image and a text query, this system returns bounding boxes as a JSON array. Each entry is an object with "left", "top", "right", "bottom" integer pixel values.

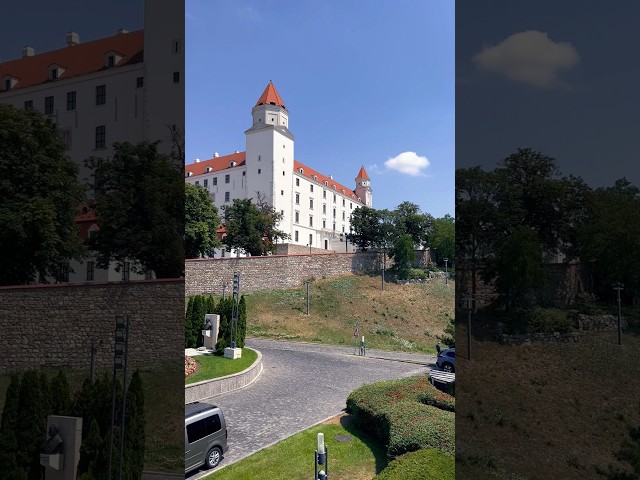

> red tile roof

[
  {"left": 185, "top": 151, "right": 246, "bottom": 176},
  {"left": 356, "top": 165, "right": 370, "bottom": 180},
  {"left": 293, "top": 161, "right": 364, "bottom": 204},
  {"left": 184, "top": 152, "right": 365, "bottom": 205},
  {"left": 255, "top": 82, "right": 286, "bottom": 109},
  {"left": 0, "top": 30, "right": 144, "bottom": 92}
]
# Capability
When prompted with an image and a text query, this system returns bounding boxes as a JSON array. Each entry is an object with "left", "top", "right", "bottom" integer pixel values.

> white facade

[
  {"left": 185, "top": 83, "right": 373, "bottom": 255},
  {"left": 0, "top": 0, "right": 184, "bottom": 282}
]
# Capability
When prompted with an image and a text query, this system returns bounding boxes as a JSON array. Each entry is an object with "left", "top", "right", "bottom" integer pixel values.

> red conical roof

[
  {"left": 255, "top": 82, "right": 286, "bottom": 108},
  {"left": 356, "top": 165, "right": 370, "bottom": 179}
]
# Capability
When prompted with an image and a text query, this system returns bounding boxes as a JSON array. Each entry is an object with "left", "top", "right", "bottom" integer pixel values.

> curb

[{"left": 185, "top": 349, "right": 263, "bottom": 403}]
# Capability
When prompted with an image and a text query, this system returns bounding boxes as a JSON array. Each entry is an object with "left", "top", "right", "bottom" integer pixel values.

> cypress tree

[
  {"left": 15, "top": 370, "right": 46, "bottom": 479},
  {"left": 50, "top": 370, "right": 71, "bottom": 416},
  {"left": 185, "top": 296, "right": 195, "bottom": 347},
  {"left": 191, "top": 295, "right": 207, "bottom": 348},
  {"left": 124, "top": 370, "right": 145, "bottom": 480},
  {"left": 238, "top": 295, "right": 247, "bottom": 348},
  {"left": 0, "top": 374, "right": 21, "bottom": 475},
  {"left": 77, "top": 418, "right": 102, "bottom": 476},
  {"left": 215, "top": 296, "right": 233, "bottom": 353}
]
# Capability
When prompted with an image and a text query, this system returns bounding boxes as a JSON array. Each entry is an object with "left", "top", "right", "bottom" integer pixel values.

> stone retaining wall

[
  {"left": 499, "top": 332, "right": 581, "bottom": 346},
  {"left": 0, "top": 279, "right": 184, "bottom": 374},
  {"left": 184, "top": 350, "right": 263, "bottom": 403},
  {"left": 575, "top": 314, "right": 628, "bottom": 330},
  {"left": 185, "top": 252, "right": 385, "bottom": 297}
]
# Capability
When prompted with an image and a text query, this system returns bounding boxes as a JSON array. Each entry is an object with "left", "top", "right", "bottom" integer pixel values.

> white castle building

[
  {"left": 0, "top": 0, "right": 183, "bottom": 283},
  {"left": 185, "top": 82, "right": 373, "bottom": 255}
]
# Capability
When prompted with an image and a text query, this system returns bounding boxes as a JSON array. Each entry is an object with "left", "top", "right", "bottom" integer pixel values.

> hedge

[
  {"left": 374, "top": 449, "right": 454, "bottom": 480},
  {"left": 346, "top": 375, "right": 454, "bottom": 458}
]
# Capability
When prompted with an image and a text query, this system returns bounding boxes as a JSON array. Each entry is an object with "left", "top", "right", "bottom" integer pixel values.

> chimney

[
  {"left": 213, "top": 152, "right": 219, "bottom": 158},
  {"left": 194, "top": 158, "right": 200, "bottom": 163},
  {"left": 66, "top": 32, "right": 80, "bottom": 46},
  {"left": 117, "top": 28, "right": 128, "bottom": 35},
  {"left": 21, "top": 46, "right": 35, "bottom": 57}
]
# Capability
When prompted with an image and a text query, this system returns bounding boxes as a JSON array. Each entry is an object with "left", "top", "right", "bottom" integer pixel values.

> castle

[{"left": 184, "top": 82, "right": 373, "bottom": 255}]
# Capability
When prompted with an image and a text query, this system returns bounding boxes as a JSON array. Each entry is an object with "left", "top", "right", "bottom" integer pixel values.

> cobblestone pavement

[{"left": 186, "top": 338, "right": 436, "bottom": 478}]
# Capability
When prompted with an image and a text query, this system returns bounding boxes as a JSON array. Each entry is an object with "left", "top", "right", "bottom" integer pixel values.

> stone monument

[
  {"left": 202, "top": 314, "right": 220, "bottom": 350},
  {"left": 40, "top": 416, "right": 82, "bottom": 480}
]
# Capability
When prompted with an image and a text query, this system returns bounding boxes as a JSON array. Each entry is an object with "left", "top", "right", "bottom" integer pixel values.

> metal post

[
  {"left": 466, "top": 294, "right": 473, "bottom": 361},
  {"left": 305, "top": 281, "right": 310, "bottom": 316},
  {"left": 613, "top": 282, "right": 624, "bottom": 345},
  {"left": 444, "top": 258, "right": 448, "bottom": 285},
  {"left": 90, "top": 340, "right": 97, "bottom": 384},
  {"left": 381, "top": 251, "right": 385, "bottom": 291},
  {"left": 118, "top": 315, "right": 130, "bottom": 480}
]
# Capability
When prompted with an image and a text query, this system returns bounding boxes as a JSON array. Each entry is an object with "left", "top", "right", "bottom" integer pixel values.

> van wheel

[
  {"left": 442, "top": 362, "right": 454, "bottom": 373},
  {"left": 206, "top": 446, "right": 222, "bottom": 468}
]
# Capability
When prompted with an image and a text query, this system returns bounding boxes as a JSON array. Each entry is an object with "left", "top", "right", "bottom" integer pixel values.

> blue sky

[
  {"left": 186, "top": 0, "right": 455, "bottom": 218},
  {"left": 456, "top": 0, "right": 640, "bottom": 188}
]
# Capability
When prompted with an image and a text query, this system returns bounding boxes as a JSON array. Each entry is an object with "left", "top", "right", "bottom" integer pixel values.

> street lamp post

[
  {"left": 444, "top": 258, "right": 448, "bottom": 285},
  {"left": 304, "top": 280, "right": 311, "bottom": 316},
  {"left": 613, "top": 282, "right": 624, "bottom": 345},
  {"left": 465, "top": 293, "right": 473, "bottom": 361}
]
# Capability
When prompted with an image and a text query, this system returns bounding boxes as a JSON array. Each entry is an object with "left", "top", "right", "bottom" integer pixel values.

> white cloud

[
  {"left": 384, "top": 152, "right": 430, "bottom": 177},
  {"left": 473, "top": 30, "right": 580, "bottom": 88}
]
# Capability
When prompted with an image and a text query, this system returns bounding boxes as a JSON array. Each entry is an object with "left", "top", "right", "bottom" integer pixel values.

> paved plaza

[{"left": 186, "top": 337, "right": 436, "bottom": 478}]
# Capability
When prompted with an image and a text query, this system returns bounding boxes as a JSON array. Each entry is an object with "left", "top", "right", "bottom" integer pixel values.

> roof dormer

[
  {"left": 206, "top": 166, "right": 213, "bottom": 173},
  {"left": 49, "top": 64, "right": 65, "bottom": 80},
  {"left": 2, "top": 75, "right": 18, "bottom": 91},
  {"left": 186, "top": 171, "right": 193, "bottom": 177},
  {"left": 104, "top": 50, "right": 123, "bottom": 68}
]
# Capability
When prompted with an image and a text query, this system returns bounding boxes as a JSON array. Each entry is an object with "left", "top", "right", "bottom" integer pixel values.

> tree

[
  {"left": 349, "top": 206, "right": 382, "bottom": 251},
  {"left": 85, "top": 141, "right": 184, "bottom": 278},
  {"left": 394, "top": 201, "right": 433, "bottom": 248},
  {"left": 222, "top": 198, "right": 289, "bottom": 256},
  {"left": 390, "top": 235, "right": 416, "bottom": 279},
  {"left": 431, "top": 214, "right": 455, "bottom": 266},
  {"left": 49, "top": 370, "right": 71, "bottom": 416},
  {"left": 77, "top": 419, "right": 103, "bottom": 477},
  {"left": 577, "top": 178, "right": 640, "bottom": 303},
  {"left": 0, "top": 103, "right": 87, "bottom": 285},
  {"left": 237, "top": 295, "right": 247, "bottom": 348},
  {"left": 124, "top": 370, "right": 145, "bottom": 480},
  {"left": 0, "top": 375, "right": 20, "bottom": 475},
  {"left": 215, "top": 297, "right": 233, "bottom": 354},
  {"left": 437, "top": 316, "right": 455, "bottom": 348},
  {"left": 185, "top": 296, "right": 196, "bottom": 348},
  {"left": 185, "top": 183, "right": 221, "bottom": 259},
  {"left": 15, "top": 371, "right": 47, "bottom": 478}
]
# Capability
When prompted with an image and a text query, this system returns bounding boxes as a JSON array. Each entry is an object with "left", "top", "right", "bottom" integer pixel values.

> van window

[{"left": 187, "top": 414, "right": 222, "bottom": 443}]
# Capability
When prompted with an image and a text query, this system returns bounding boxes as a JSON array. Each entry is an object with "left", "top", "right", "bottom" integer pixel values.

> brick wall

[
  {"left": 0, "top": 279, "right": 184, "bottom": 374},
  {"left": 185, "top": 251, "right": 385, "bottom": 297}
]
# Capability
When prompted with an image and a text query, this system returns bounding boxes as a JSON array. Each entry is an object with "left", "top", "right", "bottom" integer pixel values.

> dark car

[{"left": 436, "top": 347, "right": 455, "bottom": 373}]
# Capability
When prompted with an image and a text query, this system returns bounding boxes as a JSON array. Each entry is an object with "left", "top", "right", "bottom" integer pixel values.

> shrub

[
  {"left": 346, "top": 376, "right": 455, "bottom": 458},
  {"left": 527, "top": 308, "right": 573, "bottom": 334},
  {"left": 408, "top": 268, "right": 427, "bottom": 280},
  {"left": 417, "top": 389, "right": 455, "bottom": 412},
  {"left": 374, "top": 449, "right": 454, "bottom": 480}
]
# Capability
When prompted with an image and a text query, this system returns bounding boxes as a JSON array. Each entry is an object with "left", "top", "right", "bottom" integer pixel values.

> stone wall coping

[
  {"left": 185, "top": 252, "right": 367, "bottom": 262},
  {"left": 0, "top": 278, "right": 183, "bottom": 292},
  {"left": 185, "top": 348, "right": 263, "bottom": 398}
]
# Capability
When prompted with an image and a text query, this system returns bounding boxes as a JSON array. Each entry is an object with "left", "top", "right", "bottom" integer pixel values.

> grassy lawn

[
  {"left": 455, "top": 321, "right": 640, "bottom": 480},
  {"left": 185, "top": 348, "right": 258, "bottom": 384},
  {"left": 0, "top": 359, "right": 184, "bottom": 474},
  {"left": 230, "top": 273, "right": 453, "bottom": 354},
  {"left": 204, "top": 414, "right": 388, "bottom": 480}
]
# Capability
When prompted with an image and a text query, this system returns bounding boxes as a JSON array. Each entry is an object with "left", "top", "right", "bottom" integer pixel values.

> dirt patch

[
  {"left": 322, "top": 413, "right": 355, "bottom": 427},
  {"left": 184, "top": 356, "right": 197, "bottom": 378}
]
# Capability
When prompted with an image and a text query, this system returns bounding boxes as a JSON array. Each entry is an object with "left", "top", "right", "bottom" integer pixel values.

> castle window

[
  {"left": 323, "top": 220, "right": 326, "bottom": 229},
  {"left": 324, "top": 181, "right": 328, "bottom": 186},
  {"left": 350, "top": 202, "right": 353, "bottom": 209},
  {"left": 296, "top": 178, "right": 300, "bottom": 186},
  {"left": 295, "top": 193, "right": 300, "bottom": 204},
  {"left": 225, "top": 192, "right": 230, "bottom": 202},
  {"left": 213, "top": 177, "right": 218, "bottom": 185},
  {"left": 96, "top": 85, "right": 106, "bottom": 105},
  {"left": 309, "top": 216, "right": 313, "bottom": 227},
  {"left": 258, "top": 155, "right": 261, "bottom": 161},
  {"left": 258, "top": 169, "right": 261, "bottom": 174},
  {"left": 225, "top": 174, "right": 230, "bottom": 184},
  {"left": 24, "top": 100, "right": 33, "bottom": 110},
  {"left": 295, "top": 211, "right": 299, "bottom": 223},
  {"left": 295, "top": 231, "right": 299, "bottom": 242},
  {"left": 173, "top": 71, "right": 180, "bottom": 83},
  {"left": 66, "top": 91, "right": 76, "bottom": 111},
  {"left": 309, "top": 234, "right": 313, "bottom": 246},
  {"left": 137, "top": 77, "right": 144, "bottom": 88},
  {"left": 310, "top": 184, "right": 314, "bottom": 192},
  {"left": 45, "top": 96, "right": 54, "bottom": 115},
  {"left": 299, "top": 168, "right": 303, "bottom": 173},
  {"left": 281, "top": 190, "right": 284, "bottom": 196},
  {"left": 342, "top": 212, "right": 345, "bottom": 220},
  {"left": 323, "top": 190, "right": 327, "bottom": 199},
  {"left": 204, "top": 179, "right": 208, "bottom": 188},
  {"left": 86, "top": 261, "right": 95, "bottom": 281},
  {"left": 323, "top": 204, "right": 326, "bottom": 214},
  {"left": 343, "top": 198, "right": 346, "bottom": 206},
  {"left": 95, "top": 125, "right": 106, "bottom": 149}
]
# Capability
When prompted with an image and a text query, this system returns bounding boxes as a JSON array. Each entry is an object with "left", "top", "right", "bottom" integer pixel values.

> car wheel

[
  {"left": 205, "top": 446, "right": 222, "bottom": 469},
  {"left": 442, "top": 362, "right": 454, "bottom": 373}
]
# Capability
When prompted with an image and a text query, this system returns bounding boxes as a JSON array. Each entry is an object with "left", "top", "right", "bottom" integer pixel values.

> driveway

[{"left": 186, "top": 337, "right": 435, "bottom": 478}]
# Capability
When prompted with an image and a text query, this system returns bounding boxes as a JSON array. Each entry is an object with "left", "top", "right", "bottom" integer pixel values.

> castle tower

[
  {"left": 245, "top": 82, "right": 295, "bottom": 235},
  {"left": 354, "top": 165, "right": 373, "bottom": 207}
]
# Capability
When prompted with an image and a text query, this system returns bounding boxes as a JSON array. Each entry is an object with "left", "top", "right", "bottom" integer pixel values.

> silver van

[{"left": 185, "top": 402, "right": 228, "bottom": 472}]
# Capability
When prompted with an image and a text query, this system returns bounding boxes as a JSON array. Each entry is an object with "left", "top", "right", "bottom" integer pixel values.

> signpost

[
  {"left": 353, "top": 321, "right": 359, "bottom": 355},
  {"left": 613, "top": 282, "right": 624, "bottom": 345}
]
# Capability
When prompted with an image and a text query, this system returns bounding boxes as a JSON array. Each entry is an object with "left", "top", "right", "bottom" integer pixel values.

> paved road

[{"left": 186, "top": 338, "right": 436, "bottom": 478}]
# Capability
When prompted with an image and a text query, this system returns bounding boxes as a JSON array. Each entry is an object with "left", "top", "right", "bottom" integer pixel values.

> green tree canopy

[
  {"left": 0, "top": 103, "right": 87, "bottom": 285},
  {"left": 222, "top": 198, "right": 289, "bottom": 256},
  {"left": 85, "top": 141, "right": 185, "bottom": 278},
  {"left": 349, "top": 206, "right": 383, "bottom": 251},
  {"left": 430, "top": 214, "right": 455, "bottom": 266},
  {"left": 185, "top": 183, "right": 221, "bottom": 259},
  {"left": 394, "top": 201, "right": 433, "bottom": 248}
]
